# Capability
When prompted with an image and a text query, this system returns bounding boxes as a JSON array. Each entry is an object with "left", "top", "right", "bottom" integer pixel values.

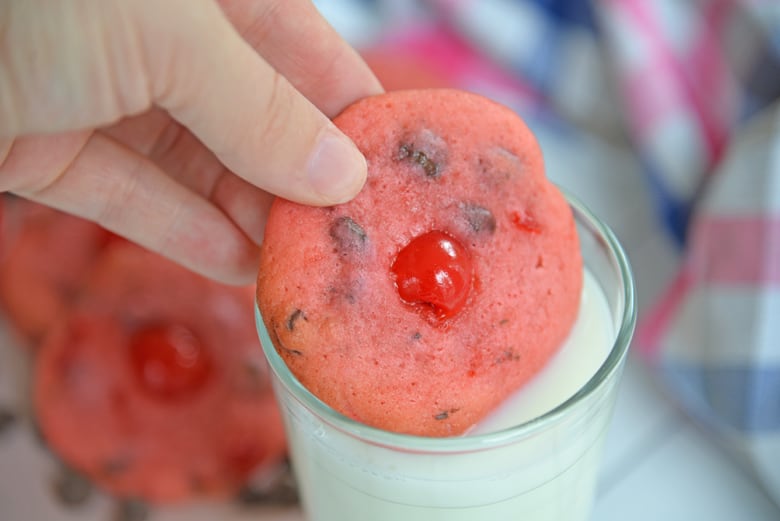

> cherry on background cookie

[{"left": 257, "top": 89, "right": 582, "bottom": 437}]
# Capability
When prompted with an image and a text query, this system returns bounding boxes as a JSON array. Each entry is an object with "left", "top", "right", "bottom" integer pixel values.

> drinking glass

[{"left": 255, "top": 193, "right": 636, "bottom": 521}]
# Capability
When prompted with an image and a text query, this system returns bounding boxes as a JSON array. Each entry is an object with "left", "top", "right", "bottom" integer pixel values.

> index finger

[{"left": 217, "top": 0, "right": 383, "bottom": 117}]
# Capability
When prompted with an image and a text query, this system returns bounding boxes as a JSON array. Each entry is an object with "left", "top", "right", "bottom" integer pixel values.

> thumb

[{"left": 134, "top": 0, "right": 368, "bottom": 205}]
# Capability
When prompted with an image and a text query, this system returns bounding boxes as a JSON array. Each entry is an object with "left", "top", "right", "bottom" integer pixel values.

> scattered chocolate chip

[
  {"left": 271, "top": 323, "right": 303, "bottom": 357},
  {"left": 411, "top": 331, "right": 422, "bottom": 341},
  {"left": 280, "top": 346, "right": 304, "bottom": 357},
  {"left": 327, "top": 281, "right": 360, "bottom": 305},
  {"left": 433, "top": 408, "right": 459, "bottom": 421},
  {"left": 237, "top": 460, "right": 299, "bottom": 506},
  {"left": 399, "top": 145, "right": 439, "bottom": 178},
  {"left": 329, "top": 216, "right": 367, "bottom": 253},
  {"left": 460, "top": 203, "right": 496, "bottom": 234},
  {"left": 397, "top": 130, "right": 447, "bottom": 179},
  {"left": 114, "top": 499, "right": 149, "bottom": 521},
  {"left": 494, "top": 349, "right": 521, "bottom": 365},
  {"left": 397, "top": 143, "right": 413, "bottom": 161},
  {"left": 0, "top": 407, "right": 17, "bottom": 435},
  {"left": 286, "top": 308, "right": 307, "bottom": 331},
  {"left": 52, "top": 465, "right": 93, "bottom": 507},
  {"left": 476, "top": 147, "right": 523, "bottom": 188}
]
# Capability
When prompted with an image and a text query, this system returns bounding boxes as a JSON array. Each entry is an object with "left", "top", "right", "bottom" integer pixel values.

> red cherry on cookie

[
  {"left": 391, "top": 230, "right": 473, "bottom": 320},
  {"left": 129, "top": 323, "right": 213, "bottom": 400}
]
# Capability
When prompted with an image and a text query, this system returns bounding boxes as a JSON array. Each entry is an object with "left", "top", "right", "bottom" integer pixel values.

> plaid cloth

[{"left": 314, "top": 0, "right": 780, "bottom": 507}]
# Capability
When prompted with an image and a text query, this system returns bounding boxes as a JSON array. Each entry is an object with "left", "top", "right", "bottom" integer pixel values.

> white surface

[{"left": 594, "top": 356, "right": 780, "bottom": 521}]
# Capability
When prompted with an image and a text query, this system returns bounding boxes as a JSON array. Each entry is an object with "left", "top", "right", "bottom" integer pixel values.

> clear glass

[{"left": 255, "top": 193, "right": 636, "bottom": 521}]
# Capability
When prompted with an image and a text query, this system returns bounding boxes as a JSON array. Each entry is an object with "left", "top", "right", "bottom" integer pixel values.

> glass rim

[{"left": 255, "top": 191, "right": 637, "bottom": 453}]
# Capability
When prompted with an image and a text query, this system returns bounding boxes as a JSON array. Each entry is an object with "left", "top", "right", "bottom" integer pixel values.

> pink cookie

[
  {"left": 0, "top": 201, "right": 117, "bottom": 344},
  {"left": 257, "top": 89, "right": 582, "bottom": 437},
  {"left": 35, "top": 243, "right": 287, "bottom": 503}
]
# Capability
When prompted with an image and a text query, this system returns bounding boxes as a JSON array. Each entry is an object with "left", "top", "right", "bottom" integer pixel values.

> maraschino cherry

[
  {"left": 391, "top": 230, "right": 473, "bottom": 320},
  {"left": 129, "top": 323, "right": 213, "bottom": 400}
]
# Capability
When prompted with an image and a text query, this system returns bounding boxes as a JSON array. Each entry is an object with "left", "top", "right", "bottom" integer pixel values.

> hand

[{"left": 0, "top": 0, "right": 382, "bottom": 284}]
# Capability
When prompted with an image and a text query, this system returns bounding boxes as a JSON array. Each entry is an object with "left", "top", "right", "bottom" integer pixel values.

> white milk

[
  {"left": 270, "top": 269, "right": 622, "bottom": 521},
  {"left": 470, "top": 269, "right": 613, "bottom": 434}
]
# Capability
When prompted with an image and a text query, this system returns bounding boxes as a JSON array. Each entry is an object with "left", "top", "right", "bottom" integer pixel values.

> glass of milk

[{"left": 255, "top": 193, "right": 636, "bottom": 521}]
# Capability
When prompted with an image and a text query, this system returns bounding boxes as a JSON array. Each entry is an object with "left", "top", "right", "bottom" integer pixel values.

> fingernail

[{"left": 307, "top": 127, "right": 366, "bottom": 204}]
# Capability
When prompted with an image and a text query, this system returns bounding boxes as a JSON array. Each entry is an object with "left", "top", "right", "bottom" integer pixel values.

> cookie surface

[
  {"left": 0, "top": 201, "right": 114, "bottom": 344},
  {"left": 257, "top": 89, "right": 582, "bottom": 436}
]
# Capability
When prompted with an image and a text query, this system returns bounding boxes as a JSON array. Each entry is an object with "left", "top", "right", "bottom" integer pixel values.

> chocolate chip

[
  {"left": 460, "top": 203, "right": 496, "bottom": 234},
  {"left": 271, "top": 323, "right": 303, "bottom": 357},
  {"left": 476, "top": 147, "right": 523, "bottom": 187},
  {"left": 327, "top": 283, "right": 358, "bottom": 305},
  {"left": 397, "top": 130, "right": 447, "bottom": 179},
  {"left": 412, "top": 331, "right": 422, "bottom": 341},
  {"left": 52, "top": 465, "right": 93, "bottom": 507},
  {"left": 329, "top": 216, "right": 367, "bottom": 252},
  {"left": 286, "top": 308, "right": 307, "bottom": 331},
  {"left": 494, "top": 348, "right": 521, "bottom": 365},
  {"left": 399, "top": 145, "right": 439, "bottom": 177},
  {"left": 434, "top": 408, "right": 459, "bottom": 421}
]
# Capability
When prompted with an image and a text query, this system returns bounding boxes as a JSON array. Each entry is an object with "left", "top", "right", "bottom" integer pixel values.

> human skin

[{"left": 0, "top": 0, "right": 383, "bottom": 284}]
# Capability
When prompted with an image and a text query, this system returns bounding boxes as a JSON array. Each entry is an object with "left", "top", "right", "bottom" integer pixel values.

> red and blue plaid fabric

[{"left": 315, "top": 0, "right": 780, "bottom": 506}]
